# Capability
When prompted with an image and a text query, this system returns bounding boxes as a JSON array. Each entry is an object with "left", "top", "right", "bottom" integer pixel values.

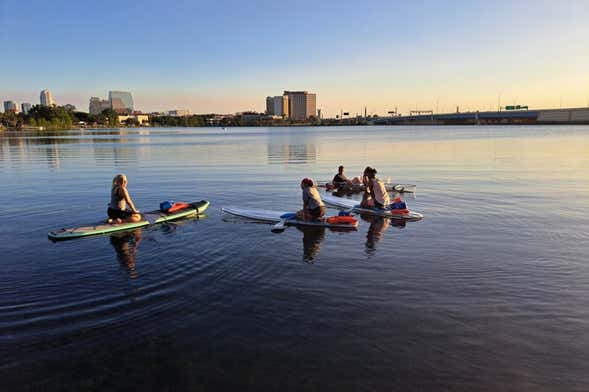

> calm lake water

[{"left": 1, "top": 125, "right": 589, "bottom": 391}]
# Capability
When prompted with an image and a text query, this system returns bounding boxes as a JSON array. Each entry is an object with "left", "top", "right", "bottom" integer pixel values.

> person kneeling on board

[
  {"left": 361, "top": 167, "right": 390, "bottom": 209},
  {"left": 296, "top": 178, "right": 327, "bottom": 221},
  {"left": 107, "top": 174, "right": 141, "bottom": 224}
]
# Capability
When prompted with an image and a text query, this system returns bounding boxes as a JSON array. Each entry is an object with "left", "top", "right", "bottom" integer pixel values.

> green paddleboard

[{"left": 48, "top": 200, "right": 210, "bottom": 241}]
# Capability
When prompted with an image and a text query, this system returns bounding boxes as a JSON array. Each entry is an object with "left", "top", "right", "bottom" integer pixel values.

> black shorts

[
  {"left": 308, "top": 205, "right": 326, "bottom": 219},
  {"left": 374, "top": 200, "right": 385, "bottom": 209},
  {"left": 107, "top": 207, "right": 132, "bottom": 220}
]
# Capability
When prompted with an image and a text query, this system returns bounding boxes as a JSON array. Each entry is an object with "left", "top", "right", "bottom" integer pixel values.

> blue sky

[{"left": 1, "top": 0, "right": 588, "bottom": 116}]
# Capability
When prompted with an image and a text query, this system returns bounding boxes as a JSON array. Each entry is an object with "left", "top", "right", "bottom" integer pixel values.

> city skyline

[{"left": 1, "top": 0, "right": 589, "bottom": 117}]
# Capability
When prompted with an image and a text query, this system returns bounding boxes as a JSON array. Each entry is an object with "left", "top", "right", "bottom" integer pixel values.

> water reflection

[
  {"left": 110, "top": 229, "right": 142, "bottom": 279},
  {"left": 361, "top": 214, "right": 405, "bottom": 254},
  {"left": 0, "top": 128, "right": 146, "bottom": 169},
  {"left": 267, "top": 130, "right": 317, "bottom": 164},
  {"left": 296, "top": 226, "right": 326, "bottom": 263},
  {"left": 267, "top": 143, "right": 317, "bottom": 165}
]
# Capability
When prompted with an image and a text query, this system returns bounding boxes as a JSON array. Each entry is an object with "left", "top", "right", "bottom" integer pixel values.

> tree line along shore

[{"left": 0, "top": 106, "right": 376, "bottom": 131}]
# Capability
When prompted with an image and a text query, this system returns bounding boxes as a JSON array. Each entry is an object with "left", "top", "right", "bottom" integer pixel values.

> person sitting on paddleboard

[
  {"left": 296, "top": 178, "right": 326, "bottom": 221},
  {"left": 107, "top": 174, "right": 141, "bottom": 224},
  {"left": 361, "top": 167, "right": 390, "bottom": 209},
  {"left": 332, "top": 165, "right": 351, "bottom": 187},
  {"left": 326, "top": 165, "right": 348, "bottom": 191}
]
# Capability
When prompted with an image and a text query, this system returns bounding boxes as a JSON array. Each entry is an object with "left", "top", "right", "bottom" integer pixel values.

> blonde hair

[{"left": 112, "top": 174, "right": 127, "bottom": 191}]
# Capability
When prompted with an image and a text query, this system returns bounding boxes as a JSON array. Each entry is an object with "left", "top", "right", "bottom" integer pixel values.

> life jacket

[
  {"left": 168, "top": 202, "right": 190, "bottom": 213},
  {"left": 327, "top": 216, "right": 358, "bottom": 225},
  {"left": 389, "top": 196, "right": 409, "bottom": 214},
  {"left": 160, "top": 200, "right": 191, "bottom": 213}
]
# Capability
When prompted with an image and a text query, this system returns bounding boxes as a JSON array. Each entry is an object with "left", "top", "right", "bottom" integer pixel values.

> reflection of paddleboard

[
  {"left": 318, "top": 182, "right": 416, "bottom": 193},
  {"left": 48, "top": 200, "right": 210, "bottom": 241},
  {"left": 222, "top": 207, "right": 358, "bottom": 229},
  {"left": 322, "top": 194, "right": 423, "bottom": 220}
]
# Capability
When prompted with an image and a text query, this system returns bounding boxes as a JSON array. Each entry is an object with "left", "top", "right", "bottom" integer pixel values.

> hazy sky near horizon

[{"left": 1, "top": 0, "right": 588, "bottom": 116}]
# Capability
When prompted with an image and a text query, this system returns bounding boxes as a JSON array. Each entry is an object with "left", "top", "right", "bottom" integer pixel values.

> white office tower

[
  {"left": 40, "top": 89, "right": 55, "bottom": 106},
  {"left": 265, "top": 95, "right": 289, "bottom": 117}
]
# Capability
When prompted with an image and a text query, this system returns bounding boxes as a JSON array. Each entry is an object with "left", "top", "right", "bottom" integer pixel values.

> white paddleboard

[
  {"left": 222, "top": 207, "right": 359, "bottom": 229},
  {"left": 321, "top": 194, "right": 423, "bottom": 220},
  {"left": 318, "top": 182, "right": 416, "bottom": 193}
]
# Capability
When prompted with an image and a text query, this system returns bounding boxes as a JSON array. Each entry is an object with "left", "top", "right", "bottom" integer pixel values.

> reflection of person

[
  {"left": 363, "top": 215, "right": 390, "bottom": 250},
  {"left": 107, "top": 174, "right": 141, "bottom": 224},
  {"left": 110, "top": 229, "right": 142, "bottom": 278},
  {"left": 296, "top": 178, "right": 326, "bottom": 221},
  {"left": 360, "top": 167, "right": 390, "bottom": 209},
  {"left": 297, "top": 226, "right": 326, "bottom": 263}
]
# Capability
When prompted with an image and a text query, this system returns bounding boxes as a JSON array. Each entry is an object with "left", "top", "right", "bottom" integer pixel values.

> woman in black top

[{"left": 107, "top": 174, "right": 141, "bottom": 224}]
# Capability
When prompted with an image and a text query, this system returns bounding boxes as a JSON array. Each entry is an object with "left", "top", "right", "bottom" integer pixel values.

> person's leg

[
  {"left": 296, "top": 209, "right": 305, "bottom": 220},
  {"left": 316, "top": 206, "right": 326, "bottom": 220},
  {"left": 361, "top": 198, "right": 375, "bottom": 208},
  {"left": 107, "top": 208, "right": 124, "bottom": 224},
  {"left": 126, "top": 213, "right": 142, "bottom": 223}
]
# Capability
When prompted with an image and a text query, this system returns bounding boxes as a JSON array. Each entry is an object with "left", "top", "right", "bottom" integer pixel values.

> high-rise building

[
  {"left": 266, "top": 96, "right": 289, "bottom": 117},
  {"left": 283, "top": 91, "right": 316, "bottom": 120},
  {"left": 89, "top": 97, "right": 111, "bottom": 115},
  {"left": 4, "top": 101, "right": 18, "bottom": 113},
  {"left": 21, "top": 103, "right": 32, "bottom": 114},
  {"left": 40, "top": 89, "right": 55, "bottom": 106},
  {"left": 108, "top": 91, "right": 133, "bottom": 114}
]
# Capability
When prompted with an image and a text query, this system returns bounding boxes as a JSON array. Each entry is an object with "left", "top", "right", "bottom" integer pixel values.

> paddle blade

[
  {"left": 141, "top": 213, "right": 158, "bottom": 225},
  {"left": 271, "top": 219, "right": 287, "bottom": 233}
]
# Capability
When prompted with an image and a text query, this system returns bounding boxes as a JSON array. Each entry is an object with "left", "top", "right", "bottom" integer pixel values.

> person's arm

[
  {"left": 302, "top": 189, "right": 309, "bottom": 209},
  {"left": 368, "top": 178, "right": 375, "bottom": 195},
  {"left": 122, "top": 188, "right": 139, "bottom": 213},
  {"left": 362, "top": 176, "right": 370, "bottom": 195}
]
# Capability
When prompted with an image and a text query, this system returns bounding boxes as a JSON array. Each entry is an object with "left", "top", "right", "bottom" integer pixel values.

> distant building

[
  {"left": 40, "top": 89, "right": 55, "bottom": 106},
  {"left": 168, "top": 109, "right": 190, "bottom": 117},
  {"left": 89, "top": 97, "right": 111, "bottom": 115},
  {"left": 4, "top": 101, "right": 18, "bottom": 113},
  {"left": 108, "top": 91, "right": 133, "bottom": 114},
  {"left": 62, "top": 104, "right": 76, "bottom": 111},
  {"left": 21, "top": 103, "right": 32, "bottom": 114},
  {"left": 265, "top": 96, "right": 289, "bottom": 117},
  {"left": 283, "top": 91, "right": 316, "bottom": 120}
]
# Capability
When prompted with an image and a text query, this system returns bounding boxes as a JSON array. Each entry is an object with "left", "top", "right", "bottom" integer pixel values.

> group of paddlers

[
  {"left": 106, "top": 166, "right": 401, "bottom": 225},
  {"left": 295, "top": 165, "right": 399, "bottom": 222},
  {"left": 330, "top": 165, "right": 390, "bottom": 208}
]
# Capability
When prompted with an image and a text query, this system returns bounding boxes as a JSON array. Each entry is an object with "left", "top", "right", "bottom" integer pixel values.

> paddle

[
  {"left": 140, "top": 212, "right": 158, "bottom": 224},
  {"left": 271, "top": 218, "right": 287, "bottom": 233}
]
